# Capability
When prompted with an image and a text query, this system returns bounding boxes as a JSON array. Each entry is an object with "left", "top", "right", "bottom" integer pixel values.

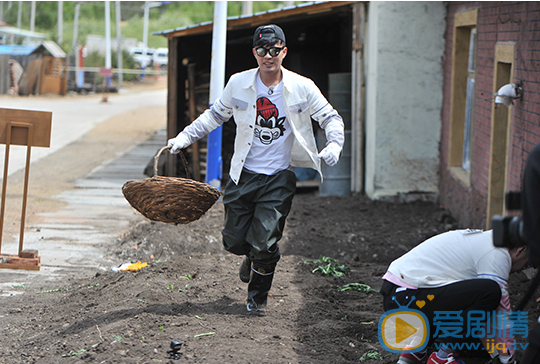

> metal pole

[
  {"left": 141, "top": 1, "right": 149, "bottom": 79},
  {"left": 115, "top": 1, "right": 123, "bottom": 85},
  {"left": 105, "top": 1, "right": 112, "bottom": 86},
  {"left": 241, "top": 1, "right": 252, "bottom": 15},
  {"left": 72, "top": 2, "right": 83, "bottom": 88},
  {"left": 16, "top": 1, "right": 21, "bottom": 30},
  {"left": 57, "top": 1, "right": 63, "bottom": 44},
  {"left": 72, "top": 2, "right": 79, "bottom": 52},
  {"left": 30, "top": 1, "right": 35, "bottom": 32},
  {"left": 205, "top": 1, "right": 227, "bottom": 189}
]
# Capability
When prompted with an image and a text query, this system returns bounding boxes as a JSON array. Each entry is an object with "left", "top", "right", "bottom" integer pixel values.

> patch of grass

[
  {"left": 299, "top": 256, "right": 351, "bottom": 277},
  {"left": 310, "top": 256, "right": 350, "bottom": 277},
  {"left": 62, "top": 349, "right": 87, "bottom": 357},
  {"left": 338, "top": 283, "right": 379, "bottom": 294},
  {"left": 37, "top": 287, "right": 66, "bottom": 294},
  {"left": 359, "top": 350, "right": 383, "bottom": 361}
]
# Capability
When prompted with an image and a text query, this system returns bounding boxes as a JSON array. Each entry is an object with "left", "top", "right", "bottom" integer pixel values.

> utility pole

[
  {"left": 30, "top": 1, "right": 35, "bottom": 32},
  {"left": 141, "top": 1, "right": 161, "bottom": 78},
  {"left": 115, "top": 1, "right": 123, "bottom": 85},
  {"left": 72, "top": 2, "right": 80, "bottom": 52},
  {"left": 105, "top": 0, "right": 112, "bottom": 86},
  {"left": 142, "top": 1, "right": 149, "bottom": 78},
  {"left": 241, "top": 1, "right": 252, "bottom": 15},
  {"left": 73, "top": 1, "right": 82, "bottom": 89},
  {"left": 16, "top": 1, "right": 21, "bottom": 30},
  {"left": 142, "top": 1, "right": 149, "bottom": 49},
  {"left": 57, "top": 1, "right": 63, "bottom": 44}
]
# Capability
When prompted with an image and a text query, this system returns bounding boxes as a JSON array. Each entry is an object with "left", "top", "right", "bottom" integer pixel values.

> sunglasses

[{"left": 255, "top": 46, "right": 284, "bottom": 57}]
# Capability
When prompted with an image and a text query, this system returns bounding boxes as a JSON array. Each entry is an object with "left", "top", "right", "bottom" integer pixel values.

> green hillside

[{"left": 1, "top": 1, "right": 307, "bottom": 52}]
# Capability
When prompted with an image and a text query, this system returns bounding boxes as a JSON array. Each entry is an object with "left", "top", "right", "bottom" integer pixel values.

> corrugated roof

[
  {"left": 0, "top": 26, "right": 46, "bottom": 39},
  {"left": 34, "top": 40, "right": 67, "bottom": 58},
  {"left": 152, "top": 1, "right": 354, "bottom": 37}
]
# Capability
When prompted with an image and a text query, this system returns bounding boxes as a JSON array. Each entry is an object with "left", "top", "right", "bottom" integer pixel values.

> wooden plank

[
  {"left": 0, "top": 55, "right": 9, "bottom": 95},
  {"left": 0, "top": 262, "right": 41, "bottom": 271},
  {"left": 454, "top": 9, "right": 478, "bottom": 28},
  {"left": 0, "top": 253, "right": 41, "bottom": 271},
  {"left": 0, "top": 108, "right": 52, "bottom": 147},
  {"left": 17, "top": 58, "right": 41, "bottom": 96}
]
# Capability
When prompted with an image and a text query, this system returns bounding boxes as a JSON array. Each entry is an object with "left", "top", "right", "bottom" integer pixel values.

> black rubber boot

[
  {"left": 246, "top": 266, "right": 274, "bottom": 315},
  {"left": 239, "top": 256, "right": 251, "bottom": 283}
]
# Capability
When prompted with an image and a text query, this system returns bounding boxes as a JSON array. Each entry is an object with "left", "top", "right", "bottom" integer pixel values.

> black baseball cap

[{"left": 253, "top": 24, "right": 286, "bottom": 47}]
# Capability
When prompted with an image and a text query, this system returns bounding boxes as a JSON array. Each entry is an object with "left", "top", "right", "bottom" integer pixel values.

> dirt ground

[{"left": 0, "top": 81, "right": 539, "bottom": 364}]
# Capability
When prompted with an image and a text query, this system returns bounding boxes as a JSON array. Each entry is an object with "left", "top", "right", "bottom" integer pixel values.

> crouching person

[{"left": 380, "top": 229, "right": 528, "bottom": 364}]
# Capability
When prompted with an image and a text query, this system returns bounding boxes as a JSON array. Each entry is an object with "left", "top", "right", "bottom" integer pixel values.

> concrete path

[
  {"left": 0, "top": 87, "right": 168, "bottom": 295},
  {"left": 0, "top": 87, "right": 167, "bottom": 176},
  {"left": 25, "top": 127, "right": 166, "bottom": 270}
]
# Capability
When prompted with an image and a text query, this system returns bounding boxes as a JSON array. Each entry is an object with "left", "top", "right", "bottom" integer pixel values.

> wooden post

[{"left": 0, "top": 108, "right": 52, "bottom": 270}]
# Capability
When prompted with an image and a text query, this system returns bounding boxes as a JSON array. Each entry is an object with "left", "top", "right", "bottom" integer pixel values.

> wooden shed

[
  {"left": 18, "top": 41, "right": 68, "bottom": 96},
  {"left": 154, "top": 2, "right": 447, "bottom": 200},
  {"left": 154, "top": 1, "right": 364, "bottom": 187}
]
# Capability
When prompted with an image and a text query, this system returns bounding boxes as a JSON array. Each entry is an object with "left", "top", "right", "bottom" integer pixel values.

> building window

[{"left": 448, "top": 9, "right": 478, "bottom": 184}]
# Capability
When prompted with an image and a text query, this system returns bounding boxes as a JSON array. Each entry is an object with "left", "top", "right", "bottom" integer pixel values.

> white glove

[
  {"left": 167, "top": 134, "right": 190, "bottom": 154},
  {"left": 318, "top": 142, "right": 342, "bottom": 167}
]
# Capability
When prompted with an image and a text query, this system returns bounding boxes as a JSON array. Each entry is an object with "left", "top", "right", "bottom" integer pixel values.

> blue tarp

[{"left": 0, "top": 45, "right": 36, "bottom": 56}]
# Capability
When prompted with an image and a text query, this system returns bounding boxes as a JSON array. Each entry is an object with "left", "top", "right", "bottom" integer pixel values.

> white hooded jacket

[{"left": 177, "top": 66, "right": 345, "bottom": 184}]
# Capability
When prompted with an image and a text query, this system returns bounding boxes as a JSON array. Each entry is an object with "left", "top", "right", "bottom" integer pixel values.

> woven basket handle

[{"left": 154, "top": 145, "right": 190, "bottom": 179}]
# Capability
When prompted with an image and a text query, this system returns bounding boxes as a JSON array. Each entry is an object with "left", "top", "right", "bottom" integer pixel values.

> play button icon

[
  {"left": 396, "top": 317, "right": 418, "bottom": 343},
  {"left": 378, "top": 309, "right": 429, "bottom": 353}
]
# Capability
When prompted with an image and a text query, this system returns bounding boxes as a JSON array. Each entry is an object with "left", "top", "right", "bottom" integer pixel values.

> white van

[
  {"left": 153, "top": 48, "right": 168, "bottom": 70},
  {"left": 129, "top": 47, "right": 155, "bottom": 68}
]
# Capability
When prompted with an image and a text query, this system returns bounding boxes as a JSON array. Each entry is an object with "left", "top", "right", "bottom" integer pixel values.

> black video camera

[{"left": 492, "top": 191, "right": 525, "bottom": 249}]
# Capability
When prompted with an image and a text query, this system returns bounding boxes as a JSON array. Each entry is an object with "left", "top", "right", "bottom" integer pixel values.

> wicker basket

[{"left": 122, "top": 145, "right": 220, "bottom": 225}]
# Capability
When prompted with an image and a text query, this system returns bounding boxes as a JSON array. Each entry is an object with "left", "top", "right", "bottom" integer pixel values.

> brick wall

[{"left": 440, "top": 2, "right": 540, "bottom": 227}]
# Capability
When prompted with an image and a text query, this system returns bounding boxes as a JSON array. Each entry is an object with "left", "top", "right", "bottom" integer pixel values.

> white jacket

[
  {"left": 178, "top": 67, "right": 345, "bottom": 184},
  {"left": 386, "top": 230, "right": 511, "bottom": 293}
]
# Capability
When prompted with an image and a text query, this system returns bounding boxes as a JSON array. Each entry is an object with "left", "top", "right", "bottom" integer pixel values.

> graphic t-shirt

[{"left": 243, "top": 74, "right": 294, "bottom": 175}]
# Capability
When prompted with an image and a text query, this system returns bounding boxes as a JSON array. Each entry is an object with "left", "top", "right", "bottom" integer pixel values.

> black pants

[
  {"left": 221, "top": 169, "right": 296, "bottom": 269},
  {"left": 381, "top": 279, "right": 501, "bottom": 347}
]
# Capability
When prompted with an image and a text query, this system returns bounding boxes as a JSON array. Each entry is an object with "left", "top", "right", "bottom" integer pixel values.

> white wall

[
  {"left": 85, "top": 34, "right": 138, "bottom": 56},
  {"left": 364, "top": 2, "right": 446, "bottom": 200}
]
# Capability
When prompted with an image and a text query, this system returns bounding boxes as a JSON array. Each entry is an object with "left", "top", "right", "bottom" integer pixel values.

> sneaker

[
  {"left": 427, "top": 353, "right": 465, "bottom": 364},
  {"left": 239, "top": 256, "right": 251, "bottom": 283},
  {"left": 397, "top": 350, "right": 428, "bottom": 364}
]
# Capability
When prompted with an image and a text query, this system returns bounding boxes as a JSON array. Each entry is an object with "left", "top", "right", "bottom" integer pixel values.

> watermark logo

[
  {"left": 378, "top": 296, "right": 430, "bottom": 353},
  {"left": 379, "top": 297, "right": 530, "bottom": 355}
]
